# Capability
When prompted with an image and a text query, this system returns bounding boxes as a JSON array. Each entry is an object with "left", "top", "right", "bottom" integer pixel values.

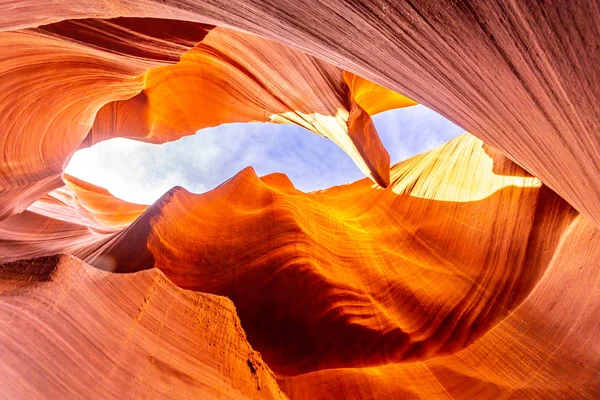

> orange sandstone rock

[
  {"left": 0, "top": 174, "right": 147, "bottom": 264},
  {"left": 74, "top": 134, "right": 597, "bottom": 398},
  {"left": 1, "top": 2, "right": 600, "bottom": 399},
  {"left": 2, "top": 0, "right": 595, "bottom": 226},
  {"left": 87, "top": 26, "right": 414, "bottom": 187},
  {"left": 0, "top": 18, "right": 211, "bottom": 220},
  {"left": 0, "top": 18, "right": 415, "bottom": 220},
  {"left": 0, "top": 254, "right": 286, "bottom": 399},
  {"left": 0, "top": 134, "right": 598, "bottom": 398}
]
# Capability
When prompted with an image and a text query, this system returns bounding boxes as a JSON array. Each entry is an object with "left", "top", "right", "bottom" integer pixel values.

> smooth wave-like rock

[
  {"left": 0, "top": 174, "right": 148, "bottom": 264},
  {"left": 0, "top": 254, "right": 286, "bottom": 399},
  {"left": 0, "top": 17, "right": 417, "bottom": 220},
  {"left": 1, "top": 2, "right": 600, "bottom": 399},
  {"left": 1, "top": 1, "right": 599, "bottom": 225},
  {"left": 279, "top": 213, "right": 600, "bottom": 399},
  {"left": 2, "top": 131, "right": 599, "bottom": 397},
  {"left": 0, "top": 18, "right": 209, "bottom": 220},
  {"left": 87, "top": 26, "right": 415, "bottom": 188},
  {"left": 79, "top": 134, "right": 595, "bottom": 388}
]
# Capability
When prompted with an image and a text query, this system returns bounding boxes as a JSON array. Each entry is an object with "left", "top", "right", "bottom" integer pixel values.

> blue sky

[{"left": 66, "top": 105, "right": 464, "bottom": 205}]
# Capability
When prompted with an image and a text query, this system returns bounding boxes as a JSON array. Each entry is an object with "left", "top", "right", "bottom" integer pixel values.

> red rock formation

[
  {"left": 4, "top": 133, "right": 598, "bottom": 397},
  {"left": 1, "top": 2, "right": 600, "bottom": 399},
  {"left": 79, "top": 135, "right": 598, "bottom": 398},
  {"left": 3, "top": 1, "right": 600, "bottom": 223},
  {"left": 0, "top": 18, "right": 210, "bottom": 219},
  {"left": 0, "top": 18, "right": 415, "bottom": 220},
  {"left": 87, "top": 27, "right": 415, "bottom": 187},
  {"left": 0, "top": 174, "right": 148, "bottom": 264},
  {"left": 0, "top": 254, "right": 286, "bottom": 399},
  {"left": 280, "top": 213, "right": 600, "bottom": 399}
]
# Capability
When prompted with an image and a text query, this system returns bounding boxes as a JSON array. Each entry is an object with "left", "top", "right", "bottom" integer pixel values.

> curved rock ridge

[
  {"left": 0, "top": 17, "right": 415, "bottom": 221},
  {"left": 0, "top": 254, "right": 287, "bottom": 399},
  {"left": 1, "top": 1, "right": 599, "bottom": 225},
  {"left": 0, "top": 174, "right": 148, "bottom": 264},
  {"left": 279, "top": 214, "right": 600, "bottom": 399},
  {"left": 59, "top": 174, "right": 149, "bottom": 229},
  {"left": 87, "top": 26, "right": 416, "bottom": 188},
  {"left": 0, "top": 18, "right": 212, "bottom": 220},
  {"left": 0, "top": 133, "right": 597, "bottom": 397},
  {"left": 1, "top": 2, "right": 600, "bottom": 399},
  {"left": 77, "top": 135, "right": 590, "bottom": 384}
]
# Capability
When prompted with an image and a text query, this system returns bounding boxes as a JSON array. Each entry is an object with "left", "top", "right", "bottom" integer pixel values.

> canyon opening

[{"left": 1, "top": 3, "right": 599, "bottom": 400}]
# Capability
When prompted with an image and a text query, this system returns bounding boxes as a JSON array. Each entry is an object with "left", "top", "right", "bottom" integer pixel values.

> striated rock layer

[
  {"left": 0, "top": 17, "right": 415, "bottom": 220},
  {"left": 1, "top": 1, "right": 599, "bottom": 225},
  {"left": 0, "top": 254, "right": 286, "bottom": 399},
  {"left": 1, "top": 1, "right": 600, "bottom": 399},
  {"left": 78, "top": 134, "right": 599, "bottom": 400},
  {"left": 2, "top": 133, "right": 599, "bottom": 398}
]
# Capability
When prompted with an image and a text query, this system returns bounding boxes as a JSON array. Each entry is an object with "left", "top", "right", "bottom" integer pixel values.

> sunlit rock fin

[{"left": 346, "top": 96, "right": 391, "bottom": 187}]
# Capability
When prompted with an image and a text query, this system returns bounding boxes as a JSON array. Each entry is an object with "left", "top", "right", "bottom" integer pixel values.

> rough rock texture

[
  {"left": 0, "top": 254, "right": 286, "bottom": 399},
  {"left": 1, "top": 1, "right": 600, "bottom": 399}
]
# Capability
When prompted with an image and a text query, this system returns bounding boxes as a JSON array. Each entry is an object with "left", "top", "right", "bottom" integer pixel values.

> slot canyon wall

[{"left": 0, "top": 1, "right": 599, "bottom": 399}]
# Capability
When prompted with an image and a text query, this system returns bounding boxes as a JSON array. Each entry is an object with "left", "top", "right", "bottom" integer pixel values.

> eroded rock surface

[
  {"left": 0, "top": 254, "right": 286, "bottom": 399},
  {"left": 1, "top": 2, "right": 600, "bottom": 399}
]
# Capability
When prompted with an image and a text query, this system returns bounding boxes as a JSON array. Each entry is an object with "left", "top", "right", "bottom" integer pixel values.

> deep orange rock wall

[
  {"left": 2, "top": 134, "right": 598, "bottom": 398},
  {"left": 1, "top": 2, "right": 600, "bottom": 399},
  {"left": 79, "top": 135, "right": 599, "bottom": 399}
]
